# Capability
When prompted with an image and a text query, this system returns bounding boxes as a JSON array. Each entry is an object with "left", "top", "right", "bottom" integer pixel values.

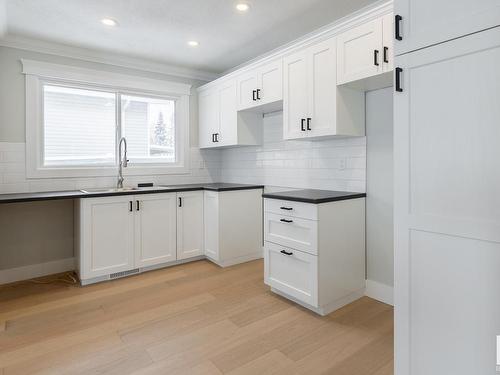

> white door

[
  {"left": 394, "top": 27, "right": 500, "bottom": 375},
  {"left": 264, "top": 242, "right": 318, "bottom": 307},
  {"left": 258, "top": 59, "right": 283, "bottom": 105},
  {"left": 198, "top": 89, "right": 219, "bottom": 148},
  {"left": 283, "top": 50, "right": 309, "bottom": 140},
  {"left": 81, "top": 196, "right": 135, "bottom": 279},
  {"left": 218, "top": 80, "right": 237, "bottom": 147},
  {"left": 307, "top": 37, "right": 337, "bottom": 138},
  {"left": 177, "top": 191, "right": 204, "bottom": 260},
  {"left": 135, "top": 193, "right": 177, "bottom": 268},
  {"left": 237, "top": 71, "right": 259, "bottom": 110},
  {"left": 203, "top": 191, "right": 219, "bottom": 261},
  {"left": 337, "top": 17, "right": 383, "bottom": 84},
  {"left": 394, "top": 0, "right": 500, "bottom": 56},
  {"left": 382, "top": 13, "right": 394, "bottom": 72}
]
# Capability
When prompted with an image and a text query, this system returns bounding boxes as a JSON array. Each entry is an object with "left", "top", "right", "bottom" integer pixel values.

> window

[{"left": 23, "top": 59, "right": 191, "bottom": 178}]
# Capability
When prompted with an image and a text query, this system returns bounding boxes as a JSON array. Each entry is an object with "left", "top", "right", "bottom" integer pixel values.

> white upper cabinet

[
  {"left": 394, "top": 0, "right": 500, "bottom": 56},
  {"left": 199, "top": 80, "right": 262, "bottom": 149},
  {"left": 135, "top": 193, "right": 177, "bottom": 268},
  {"left": 237, "top": 59, "right": 283, "bottom": 111},
  {"left": 283, "top": 37, "right": 365, "bottom": 140},
  {"left": 337, "top": 14, "right": 393, "bottom": 85}
]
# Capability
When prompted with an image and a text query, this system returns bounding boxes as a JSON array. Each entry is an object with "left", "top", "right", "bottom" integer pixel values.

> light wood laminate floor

[{"left": 0, "top": 259, "right": 393, "bottom": 374}]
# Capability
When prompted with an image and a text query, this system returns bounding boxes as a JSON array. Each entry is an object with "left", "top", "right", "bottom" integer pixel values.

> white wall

[
  {"left": 365, "top": 87, "right": 394, "bottom": 303},
  {"left": 219, "top": 112, "right": 366, "bottom": 192}
]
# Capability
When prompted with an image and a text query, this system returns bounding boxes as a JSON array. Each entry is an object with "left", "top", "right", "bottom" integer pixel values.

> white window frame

[{"left": 22, "top": 59, "right": 191, "bottom": 179}]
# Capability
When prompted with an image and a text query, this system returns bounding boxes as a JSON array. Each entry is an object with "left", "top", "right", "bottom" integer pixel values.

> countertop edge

[{"left": 261, "top": 192, "right": 366, "bottom": 204}]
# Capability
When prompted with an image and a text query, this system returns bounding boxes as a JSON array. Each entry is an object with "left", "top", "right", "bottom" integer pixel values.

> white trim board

[
  {"left": 365, "top": 279, "right": 394, "bottom": 306},
  {"left": 0, "top": 34, "right": 218, "bottom": 82},
  {"left": 0, "top": 258, "right": 75, "bottom": 285}
]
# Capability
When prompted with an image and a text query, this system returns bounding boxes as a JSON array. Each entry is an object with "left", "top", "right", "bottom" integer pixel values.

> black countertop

[
  {"left": 0, "top": 183, "right": 264, "bottom": 204},
  {"left": 262, "top": 189, "right": 366, "bottom": 204}
]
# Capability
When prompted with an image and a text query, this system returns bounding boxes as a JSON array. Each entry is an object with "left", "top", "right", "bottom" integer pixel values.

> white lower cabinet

[
  {"left": 177, "top": 191, "right": 204, "bottom": 260},
  {"left": 204, "top": 189, "right": 263, "bottom": 267},
  {"left": 135, "top": 193, "right": 177, "bottom": 268},
  {"left": 264, "top": 197, "right": 366, "bottom": 315}
]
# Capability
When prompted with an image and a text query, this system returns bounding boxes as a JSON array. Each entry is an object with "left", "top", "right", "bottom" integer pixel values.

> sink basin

[{"left": 79, "top": 187, "right": 139, "bottom": 194}]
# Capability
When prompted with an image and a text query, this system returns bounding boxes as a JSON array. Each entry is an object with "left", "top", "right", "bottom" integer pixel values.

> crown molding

[
  {"left": 0, "top": 34, "right": 220, "bottom": 82},
  {"left": 198, "top": 0, "right": 393, "bottom": 91}
]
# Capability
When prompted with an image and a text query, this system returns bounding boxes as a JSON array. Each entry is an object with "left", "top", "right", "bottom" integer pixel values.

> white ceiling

[{"left": 2, "top": 0, "right": 376, "bottom": 76}]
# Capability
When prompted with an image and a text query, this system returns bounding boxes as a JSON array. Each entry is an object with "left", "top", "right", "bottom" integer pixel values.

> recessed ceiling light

[
  {"left": 236, "top": 3, "right": 250, "bottom": 12},
  {"left": 101, "top": 18, "right": 118, "bottom": 27},
  {"left": 187, "top": 40, "right": 199, "bottom": 47}
]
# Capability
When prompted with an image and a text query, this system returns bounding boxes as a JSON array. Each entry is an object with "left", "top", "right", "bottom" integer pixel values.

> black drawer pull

[
  {"left": 280, "top": 250, "right": 293, "bottom": 256},
  {"left": 179, "top": 197, "right": 182, "bottom": 207},
  {"left": 136, "top": 200, "right": 140, "bottom": 211},
  {"left": 129, "top": 201, "right": 133, "bottom": 212},
  {"left": 280, "top": 206, "right": 293, "bottom": 210},
  {"left": 280, "top": 218, "right": 293, "bottom": 223},
  {"left": 383, "top": 46, "right": 389, "bottom": 63},
  {"left": 395, "top": 15, "right": 403, "bottom": 41}
]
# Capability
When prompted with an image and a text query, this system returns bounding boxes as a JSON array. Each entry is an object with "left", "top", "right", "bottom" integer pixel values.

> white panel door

[
  {"left": 237, "top": 71, "right": 259, "bottom": 110},
  {"left": 382, "top": 13, "right": 394, "bottom": 72},
  {"left": 394, "top": 27, "right": 500, "bottom": 375},
  {"left": 218, "top": 80, "right": 237, "bottom": 147},
  {"left": 307, "top": 37, "right": 337, "bottom": 137},
  {"left": 204, "top": 191, "right": 219, "bottom": 261},
  {"left": 198, "top": 89, "right": 219, "bottom": 148},
  {"left": 337, "top": 17, "right": 383, "bottom": 84},
  {"left": 283, "top": 50, "right": 309, "bottom": 140},
  {"left": 81, "top": 196, "right": 135, "bottom": 279},
  {"left": 135, "top": 193, "right": 177, "bottom": 268},
  {"left": 258, "top": 59, "right": 283, "bottom": 105},
  {"left": 264, "top": 241, "right": 318, "bottom": 307},
  {"left": 177, "top": 191, "right": 204, "bottom": 260},
  {"left": 394, "top": 0, "right": 500, "bottom": 56}
]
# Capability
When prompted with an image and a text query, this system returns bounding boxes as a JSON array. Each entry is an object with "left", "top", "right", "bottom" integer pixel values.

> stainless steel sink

[{"left": 79, "top": 187, "right": 139, "bottom": 194}]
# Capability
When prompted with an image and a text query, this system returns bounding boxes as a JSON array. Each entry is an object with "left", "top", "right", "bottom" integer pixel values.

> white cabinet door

[
  {"left": 218, "top": 80, "right": 238, "bottom": 147},
  {"left": 307, "top": 38, "right": 337, "bottom": 137},
  {"left": 237, "top": 71, "right": 259, "bottom": 110},
  {"left": 135, "top": 193, "right": 177, "bottom": 268},
  {"left": 394, "top": 0, "right": 500, "bottom": 56},
  {"left": 283, "top": 50, "right": 309, "bottom": 140},
  {"left": 264, "top": 242, "right": 318, "bottom": 307},
  {"left": 258, "top": 59, "right": 283, "bottom": 105},
  {"left": 199, "top": 88, "right": 219, "bottom": 148},
  {"left": 337, "top": 18, "right": 383, "bottom": 84},
  {"left": 177, "top": 191, "right": 204, "bottom": 260},
  {"left": 382, "top": 13, "right": 394, "bottom": 72},
  {"left": 81, "top": 196, "right": 135, "bottom": 279},
  {"left": 203, "top": 191, "right": 219, "bottom": 261},
  {"left": 394, "top": 27, "right": 500, "bottom": 375}
]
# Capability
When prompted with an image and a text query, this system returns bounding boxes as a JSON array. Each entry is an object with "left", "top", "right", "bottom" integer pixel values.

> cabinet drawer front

[
  {"left": 264, "top": 212, "right": 318, "bottom": 255},
  {"left": 264, "top": 198, "right": 318, "bottom": 220},
  {"left": 264, "top": 242, "right": 318, "bottom": 307}
]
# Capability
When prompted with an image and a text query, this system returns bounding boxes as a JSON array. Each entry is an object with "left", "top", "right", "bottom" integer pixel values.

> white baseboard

[
  {"left": 0, "top": 258, "right": 75, "bottom": 285},
  {"left": 365, "top": 279, "right": 394, "bottom": 306}
]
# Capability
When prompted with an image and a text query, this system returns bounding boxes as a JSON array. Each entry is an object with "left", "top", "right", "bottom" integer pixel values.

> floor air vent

[{"left": 110, "top": 269, "right": 140, "bottom": 279}]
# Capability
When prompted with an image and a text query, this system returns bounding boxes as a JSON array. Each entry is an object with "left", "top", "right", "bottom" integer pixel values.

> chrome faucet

[{"left": 117, "top": 137, "right": 128, "bottom": 189}]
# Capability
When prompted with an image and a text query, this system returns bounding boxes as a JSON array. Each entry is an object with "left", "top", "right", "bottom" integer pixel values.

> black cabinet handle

[
  {"left": 215, "top": 133, "right": 219, "bottom": 142},
  {"left": 212, "top": 134, "right": 215, "bottom": 143},
  {"left": 395, "top": 67, "right": 403, "bottom": 92},
  {"left": 280, "top": 206, "right": 293, "bottom": 211},
  {"left": 395, "top": 15, "right": 403, "bottom": 41},
  {"left": 252, "top": 90, "right": 256, "bottom": 101},
  {"left": 383, "top": 46, "right": 389, "bottom": 63},
  {"left": 301, "top": 118, "right": 306, "bottom": 131},
  {"left": 374, "top": 49, "right": 379, "bottom": 66},
  {"left": 256, "top": 89, "right": 261, "bottom": 100},
  {"left": 179, "top": 197, "right": 182, "bottom": 207},
  {"left": 306, "top": 118, "right": 311, "bottom": 131},
  {"left": 280, "top": 250, "right": 293, "bottom": 256},
  {"left": 129, "top": 201, "right": 133, "bottom": 212},
  {"left": 280, "top": 218, "right": 293, "bottom": 223},
  {"left": 136, "top": 200, "right": 140, "bottom": 211}
]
